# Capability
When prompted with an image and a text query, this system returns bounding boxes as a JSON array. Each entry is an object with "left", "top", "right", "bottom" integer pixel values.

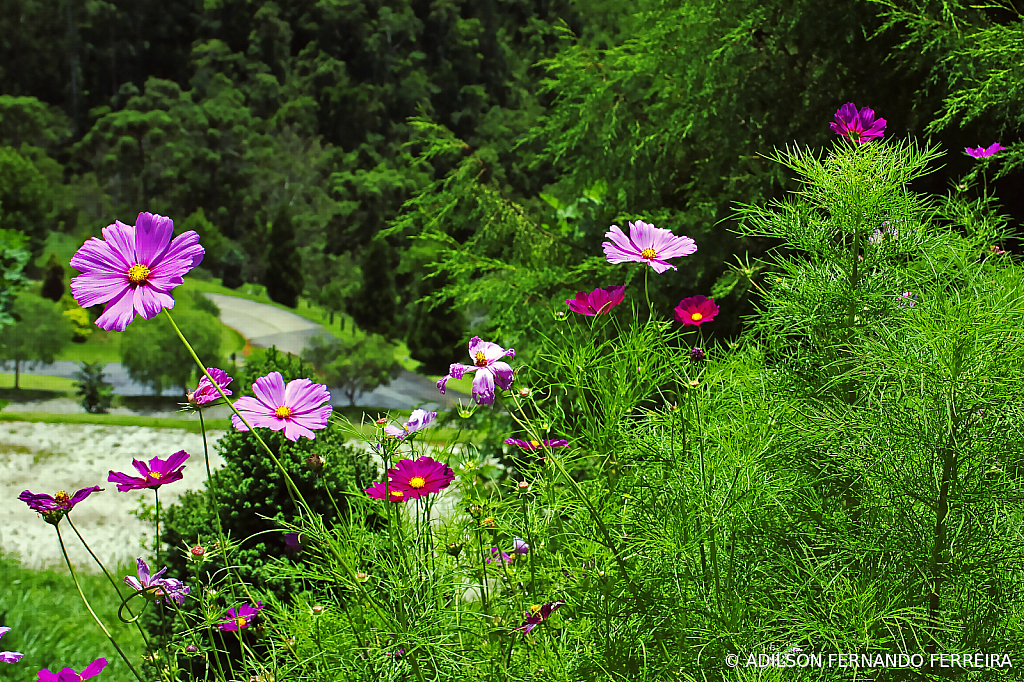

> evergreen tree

[
  {"left": 347, "top": 240, "right": 398, "bottom": 336},
  {"left": 40, "top": 253, "right": 65, "bottom": 302},
  {"left": 0, "top": 292, "right": 72, "bottom": 388},
  {"left": 264, "top": 205, "right": 303, "bottom": 308}
]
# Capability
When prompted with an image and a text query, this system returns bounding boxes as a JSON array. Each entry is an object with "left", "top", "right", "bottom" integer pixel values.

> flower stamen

[
  {"left": 127, "top": 264, "right": 150, "bottom": 284},
  {"left": 474, "top": 351, "right": 488, "bottom": 367},
  {"left": 691, "top": 312, "right": 703, "bottom": 321},
  {"left": 274, "top": 406, "right": 292, "bottom": 419},
  {"left": 408, "top": 476, "right": 426, "bottom": 489},
  {"left": 639, "top": 248, "right": 658, "bottom": 259}
]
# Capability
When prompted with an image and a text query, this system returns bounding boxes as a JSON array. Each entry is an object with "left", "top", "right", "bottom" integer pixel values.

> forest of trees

[{"left": 0, "top": 0, "right": 1021, "bottom": 368}]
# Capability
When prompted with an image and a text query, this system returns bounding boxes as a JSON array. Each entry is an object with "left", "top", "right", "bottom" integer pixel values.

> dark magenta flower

[
  {"left": 284, "top": 532, "right": 307, "bottom": 553},
  {"left": 486, "top": 547, "right": 512, "bottom": 564},
  {"left": 566, "top": 286, "right": 626, "bottom": 316},
  {"left": 965, "top": 142, "right": 1005, "bottom": 158},
  {"left": 504, "top": 438, "right": 569, "bottom": 450},
  {"left": 188, "top": 368, "right": 232, "bottom": 406},
  {"left": 37, "top": 658, "right": 107, "bottom": 682},
  {"left": 830, "top": 103, "right": 886, "bottom": 144},
  {"left": 518, "top": 601, "right": 564, "bottom": 635},
  {"left": 384, "top": 409, "right": 437, "bottom": 439},
  {"left": 69, "top": 212, "right": 204, "bottom": 332},
  {"left": 18, "top": 486, "right": 103, "bottom": 525},
  {"left": 124, "top": 558, "right": 190, "bottom": 605},
  {"left": 231, "top": 372, "right": 333, "bottom": 441},
  {"left": 387, "top": 456, "right": 456, "bottom": 500},
  {"left": 674, "top": 295, "right": 719, "bottom": 326},
  {"left": 108, "top": 451, "right": 189, "bottom": 491},
  {"left": 602, "top": 220, "right": 697, "bottom": 273},
  {"left": 363, "top": 482, "right": 407, "bottom": 502},
  {"left": 437, "top": 337, "right": 515, "bottom": 405},
  {"left": 219, "top": 602, "right": 263, "bottom": 631},
  {"left": 0, "top": 626, "right": 23, "bottom": 663}
]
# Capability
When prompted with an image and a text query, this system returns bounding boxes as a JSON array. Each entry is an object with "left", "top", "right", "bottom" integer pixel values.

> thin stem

[{"left": 155, "top": 487, "right": 166, "bottom": 644}]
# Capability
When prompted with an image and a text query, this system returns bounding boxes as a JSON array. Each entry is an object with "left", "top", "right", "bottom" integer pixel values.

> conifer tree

[{"left": 264, "top": 205, "right": 304, "bottom": 308}]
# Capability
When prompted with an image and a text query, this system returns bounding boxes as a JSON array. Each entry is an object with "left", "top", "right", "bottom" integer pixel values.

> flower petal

[
  {"left": 473, "top": 368, "right": 496, "bottom": 405},
  {"left": 134, "top": 213, "right": 174, "bottom": 266},
  {"left": 252, "top": 372, "right": 287, "bottom": 408}
]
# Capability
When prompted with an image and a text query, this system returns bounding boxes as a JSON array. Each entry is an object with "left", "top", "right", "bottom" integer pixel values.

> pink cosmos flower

[
  {"left": 69, "top": 212, "right": 204, "bottom": 332},
  {"left": 231, "top": 372, "right": 333, "bottom": 441},
  {"left": 513, "top": 538, "right": 529, "bottom": 555},
  {"left": 602, "top": 220, "right": 697, "bottom": 273},
  {"left": 124, "top": 558, "right": 190, "bottom": 605},
  {"left": 505, "top": 438, "right": 569, "bottom": 450},
  {"left": 363, "top": 481, "right": 407, "bottom": 502},
  {"left": 37, "top": 658, "right": 107, "bottom": 682},
  {"left": 674, "top": 295, "right": 719, "bottom": 326},
  {"left": 437, "top": 337, "right": 515, "bottom": 405},
  {"left": 566, "top": 285, "right": 626, "bottom": 316},
  {"left": 108, "top": 451, "right": 189, "bottom": 492},
  {"left": 18, "top": 486, "right": 103, "bottom": 525},
  {"left": 219, "top": 602, "right": 263, "bottom": 631},
  {"left": 387, "top": 456, "right": 456, "bottom": 500},
  {"left": 486, "top": 547, "right": 512, "bottom": 564},
  {"left": 830, "top": 103, "right": 886, "bottom": 144},
  {"left": 965, "top": 142, "right": 1005, "bottom": 158},
  {"left": 188, "top": 368, "right": 232, "bottom": 406},
  {"left": 518, "top": 601, "right": 564, "bottom": 635},
  {"left": 384, "top": 409, "right": 437, "bottom": 439},
  {"left": 0, "top": 626, "right": 23, "bottom": 663}
]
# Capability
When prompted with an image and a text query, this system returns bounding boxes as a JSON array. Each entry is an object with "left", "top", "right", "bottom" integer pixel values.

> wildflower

[
  {"left": 384, "top": 409, "right": 437, "bottom": 439},
  {"left": 69, "top": 212, "right": 204, "bottom": 332},
  {"left": 896, "top": 291, "right": 917, "bottom": 308},
  {"left": 37, "top": 658, "right": 108, "bottom": 682},
  {"left": 487, "top": 547, "right": 512, "bottom": 564},
  {"left": 437, "top": 337, "right": 515, "bottom": 405},
  {"left": 306, "top": 453, "right": 325, "bottom": 473},
  {"left": 124, "top": 558, "right": 190, "bottom": 605},
  {"left": 513, "top": 538, "right": 530, "bottom": 556},
  {"left": 231, "top": 371, "right": 333, "bottom": 441},
  {"left": 219, "top": 602, "right": 263, "bottom": 631},
  {"left": 830, "top": 103, "right": 886, "bottom": 144},
  {"left": 689, "top": 347, "right": 705, "bottom": 361},
  {"left": 991, "top": 244, "right": 1008, "bottom": 256},
  {"left": 0, "top": 626, "right": 23, "bottom": 663},
  {"left": 602, "top": 220, "right": 697, "bottom": 273},
  {"left": 187, "top": 368, "right": 232, "bottom": 407},
  {"left": 386, "top": 456, "right": 456, "bottom": 500},
  {"left": 565, "top": 285, "right": 626, "bottom": 316},
  {"left": 674, "top": 295, "right": 719, "bottom": 326},
  {"left": 965, "top": 142, "right": 1005, "bottom": 158},
  {"left": 108, "top": 450, "right": 189, "bottom": 491},
  {"left": 519, "top": 601, "right": 564, "bottom": 635},
  {"left": 504, "top": 438, "right": 569, "bottom": 450},
  {"left": 284, "top": 532, "right": 305, "bottom": 553},
  {"left": 363, "top": 482, "right": 407, "bottom": 502},
  {"left": 18, "top": 486, "right": 103, "bottom": 525}
]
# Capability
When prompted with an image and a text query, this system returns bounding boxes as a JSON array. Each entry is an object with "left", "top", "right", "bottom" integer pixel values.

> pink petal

[
  {"left": 473, "top": 368, "right": 496, "bottom": 405},
  {"left": 646, "top": 259, "right": 677, "bottom": 273},
  {"left": 281, "top": 420, "right": 316, "bottom": 441},
  {"left": 132, "top": 285, "right": 175, "bottom": 320},
  {"left": 654, "top": 234, "right": 697, "bottom": 259},
  {"left": 132, "top": 458, "right": 151, "bottom": 477},
  {"left": 628, "top": 220, "right": 656, "bottom": 250},
  {"left": 490, "top": 361, "right": 514, "bottom": 391},
  {"left": 95, "top": 288, "right": 139, "bottom": 331},
  {"left": 604, "top": 224, "right": 640, "bottom": 255},
  {"left": 100, "top": 221, "right": 138, "bottom": 266},
  {"left": 79, "top": 658, "right": 108, "bottom": 681},
  {"left": 134, "top": 213, "right": 174, "bottom": 266},
  {"left": 70, "top": 274, "right": 130, "bottom": 309},
  {"left": 252, "top": 372, "right": 287, "bottom": 408}
]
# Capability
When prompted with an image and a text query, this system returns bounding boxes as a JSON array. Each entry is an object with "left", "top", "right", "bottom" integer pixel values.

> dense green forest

[{"left": 1, "top": 0, "right": 1021, "bottom": 363}]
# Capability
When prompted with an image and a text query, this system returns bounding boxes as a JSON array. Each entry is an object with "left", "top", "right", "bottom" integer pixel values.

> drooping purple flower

[
  {"left": 0, "top": 626, "right": 23, "bottom": 664},
  {"left": 830, "top": 103, "right": 886, "bottom": 144},
  {"left": 219, "top": 602, "right": 263, "bottom": 631},
  {"left": 18, "top": 486, "right": 103, "bottom": 525},
  {"left": 437, "top": 337, "right": 515, "bottom": 405},
  {"left": 602, "top": 221, "right": 697, "bottom": 273},
  {"left": 108, "top": 451, "right": 189, "bottom": 492},
  {"left": 69, "top": 212, "right": 204, "bottom": 332},
  {"left": 512, "top": 538, "right": 530, "bottom": 556},
  {"left": 896, "top": 291, "right": 917, "bottom": 308},
  {"left": 124, "top": 558, "right": 190, "bottom": 605},
  {"left": 486, "top": 547, "right": 512, "bottom": 564},
  {"left": 37, "top": 658, "right": 108, "bottom": 682},
  {"left": 188, "top": 368, "right": 232, "bottom": 406},
  {"left": 231, "top": 372, "right": 333, "bottom": 441},
  {"left": 566, "top": 286, "right": 626, "bottom": 316},
  {"left": 384, "top": 409, "right": 437, "bottom": 439},
  {"left": 965, "top": 142, "right": 1005, "bottom": 158},
  {"left": 518, "top": 601, "right": 564, "bottom": 635}
]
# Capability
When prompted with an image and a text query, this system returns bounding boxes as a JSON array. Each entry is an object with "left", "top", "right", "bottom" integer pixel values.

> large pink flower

[
  {"left": 965, "top": 142, "right": 1004, "bottom": 158},
  {"left": 231, "top": 372, "right": 333, "bottom": 441},
  {"left": 70, "top": 212, "right": 204, "bottom": 332},
  {"left": 437, "top": 337, "right": 514, "bottom": 405},
  {"left": 108, "top": 451, "right": 189, "bottom": 491},
  {"left": 830, "top": 103, "right": 886, "bottom": 144},
  {"left": 674, "top": 295, "right": 719, "bottom": 326},
  {"left": 37, "top": 658, "right": 107, "bottom": 682},
  {"left": 385, "top": 456, "right": 455, "bottom": 501},
  {"left": 566, "top": 286, "right": 626, "bottom": 316},
  {"left": 602, "top": 220, "right": 697, "bottom": 273}
]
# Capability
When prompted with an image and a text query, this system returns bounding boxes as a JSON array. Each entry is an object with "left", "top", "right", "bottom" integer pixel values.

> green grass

[
  {"left": 55, "top": 332, "right": 123, "bottom": 365},
  {"left": 0, "top": 554, "right": 147, "bottom": 682},
  {"left": 0, "top": 374, "right": 78, "bottom": 391},
  {"left": 0, "top": 411, "right": 232, "bottom": 432}
]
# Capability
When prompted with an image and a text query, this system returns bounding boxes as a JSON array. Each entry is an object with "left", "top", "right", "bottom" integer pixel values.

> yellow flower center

[
  {"left": 408, "top": 476, "right": 426, "bottom": 489},
  {"left": 474, "top": 351, "right": 488, "bottom": 367},
  {"left": 391, "top": 490, "right": 404, "bottom": 498},
  {"left": 530, "top": 441, "right": 541, "bottom": 448},
  {"left": 236, "top": 617, "right": 247, "bottom": 628},
  {"left": 55, "top": 491, "right": 70, "bottom": 505},
  {"left": 529, "top": 604, "right": 542, "bottom": 614},
  {"left": 640, "top": 248, "right": 658, "bottom": 259},
  {"left": 275, "top": 406, "right": 292, "bottom": 419},
  {"left": 691, "top": 312, "right": 703, "bottom": 321},
  {"left": 127, "top": 264, "right": 150, "bottom": 284},
  {"left": 148, "top": 471, "right": 162, "bottom": 479}
]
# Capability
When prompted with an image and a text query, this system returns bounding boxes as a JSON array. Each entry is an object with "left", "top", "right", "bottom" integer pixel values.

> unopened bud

[
  {"left": 446, "top": 542, "right": 464, "bottom": 558},
  {"left": 190, "top": 545, "right": 206, "bottom": 558},
  {"left": 517, "top": 480, "right": 530, "bottom": 492},
  {"left": 355, "top": 572, "right": 368, "bottom": 582},
  {"left": 311, "top": 605, "right": 323, "bottom": 615},
  {"left": 481, "top": 516, "right": 496, "bottom": 528},
  {"left": 185, "top": 645, "right": 199, "bottom": 655},
  {"left": 517, "top": 387, "right": 531, "bottom": 397},
  {"left": 306, "top": 453, "right": 325, "bottom": 473},
  {"left": 689, "top": 347, "right": 705, "bottom": 362},
  {"left": 375, "top": 417, "right": 388, "bottom": 427}
]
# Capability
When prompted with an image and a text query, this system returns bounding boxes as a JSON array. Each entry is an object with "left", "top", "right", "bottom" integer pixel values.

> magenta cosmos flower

[
  {"left": 437, "top": 337, "right": 514, "bottom": 405},
  {"left": 505, "top": 438, "right": 568, "bottom": 450},
  {"left": 387, "top": 456, "right": 456, "bottom": 500},
  {"left": 674, "top": 295, "right": 719, "bottom": 326},
  {"left": 0, "top": 626, "right": 23, "bottom": 664},
  {"left": 124, "top": 558, "right": 190, "bottom": 605},
  {"left": 69, "top": 212, "right": 204, "bottom": 332},
  {"left": 602, "top": 220, "right": 697, "bottom": 273},
  {"left": 363, "top": 481, "right": 408, "bottom": 502},
  {"left": 37, "top": 658, "right": 107, "bottom": 682},
  {"left": 18, "top": 486, "right": 103, "bottom": 525},
  {"left": 231, "top": 371, "right": 333, "bottom": 441},
  {"left": 566, "top": 285, "right": 626, "bottom": 316},
  {"left": 385, "top": 409, "right": 437, "bottom": 439},
  {"left": 487, "top": 547, "right": 512, "bottom": 564},
  {"left": 108, "top": 450, "right": 189, "bottom": 492},
  {"left": 830, "top": 103, "right": 886, "bottom": 144},
  {"left": 219, "top": 602, "right": 263, "bottom": 631},
  {"left": 965, "top": 142, "right": 1005, "bottom": 158},
  {"left": 519, "top": 601, "right": 564, "bottom": 635},
  {"left": 188, "top": 367, "right": 232, "bottom": 406}
]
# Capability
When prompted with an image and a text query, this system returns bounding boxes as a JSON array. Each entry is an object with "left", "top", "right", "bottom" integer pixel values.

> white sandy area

[{"left": 0, "top": 422, "right": 226, "bottom": 572}]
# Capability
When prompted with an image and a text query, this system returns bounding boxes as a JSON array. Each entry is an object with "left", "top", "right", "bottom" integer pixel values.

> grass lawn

[
  {"left": 0, "top": 410, "right": 233, "bottom": 432},
  {"left": 0, "top": 373, "right": 78, "bottom": 391}
]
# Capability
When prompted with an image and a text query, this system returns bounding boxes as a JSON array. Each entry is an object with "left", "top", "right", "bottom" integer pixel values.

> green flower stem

[
  {"left": 521, "top": 492, "right": 537, "bottom": 598},
  {"left": 689, "top": 386, "right": 721, "bottom": 615},
  {"left": 55, "top": 524, "right": 145, "bottom": 682},
  {"left": 66, "top": 516, "right": 151, "bottom": 647},
  {"left": 197, "top": 409, "right": 242, "bottom": 605}
]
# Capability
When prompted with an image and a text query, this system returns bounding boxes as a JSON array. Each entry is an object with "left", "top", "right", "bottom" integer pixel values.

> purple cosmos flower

[
  {"left": 219, "top": 602, "right": 263, "bottom": 631},
  {"left": 513, "top": 538, "right": 530, "bottom": 556},
  {"left": 231, "top": 372, "right": 333, "bottom": 441},
  {"left": 363, "top": 481, "right": 407, "bottom": 502},
  {"left": 602, "top": 220, "right": 697, "bottom": 273},
  {"left": 384, "top": 409, "right": 437, "bottom": 439},
  {"left": 284, "top": 532, "right": 306, "bottom": 553},
  {"left": 674, "top": 295, "right": 719, "bottom": 326},
  {"left": 124, "top": 557, "right": 190, "bottom": 605},
  {"left": 0, "top": 627, "right": 23, "bottom": 664},
  {"left": 18, "top": 486, "right": 103, "bottom": 525},
  {"left": 37, "top": 658, "right": 108, "bottom": 682},
  {"left": 518, "top": 601, "right": 564, "bottom": 635},
  {"left": 386, "top": 456, "right": 456, "bottom": 500},
  {"left": 437, "top": 337, "right": 515, "bottom": 405},
  {"left": 486, "top": 547, "right": 512, "bottom": 564},
  {"left": 566, "top": 285, "right": 626, "bottom": 316},
  {"left": 965, "top": 142, "right": 1005, "bottom": 158},
  {"left": 108, "top": 451, "right": 189, "bottom": 492},
  {"left": 504, "top": 438, "right": 569, "bottom": 450},
  {"left": 69, "top": 212, "right": 204, "bottom": 332},
  {"left": 188, "top": 368, "right": 232, "bottom": 406},
  {"left": 830, "top": 103, "right": 887, "bottom": 144},
  {"left": 897, "top": 291, "right": 917, "bottom": 308}
]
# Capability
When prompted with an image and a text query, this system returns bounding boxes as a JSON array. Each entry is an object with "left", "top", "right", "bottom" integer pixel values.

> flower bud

[
  {"left": 689, "top": 347, "right": 705, "bottom": 361},
  {"left": 517, "top": 480, "right": 530, "bottom": 492},
  {"left": 190, "top": 545, "right": 205, "bottom": 558},
  {"left": 306, "top": 453, "right": 325, "bottom": 473},
  {"left": 311, "top": 605, "right": 323, "bottom": 615},
  {"left": 185, "top": 645, "right": 199, "bottom": 655},
  {"left": 446, "top": 542, "right": 464, "bottom": 558},
  {"left": 517, "top": 387, "right": 531, "bottom": 397}
]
